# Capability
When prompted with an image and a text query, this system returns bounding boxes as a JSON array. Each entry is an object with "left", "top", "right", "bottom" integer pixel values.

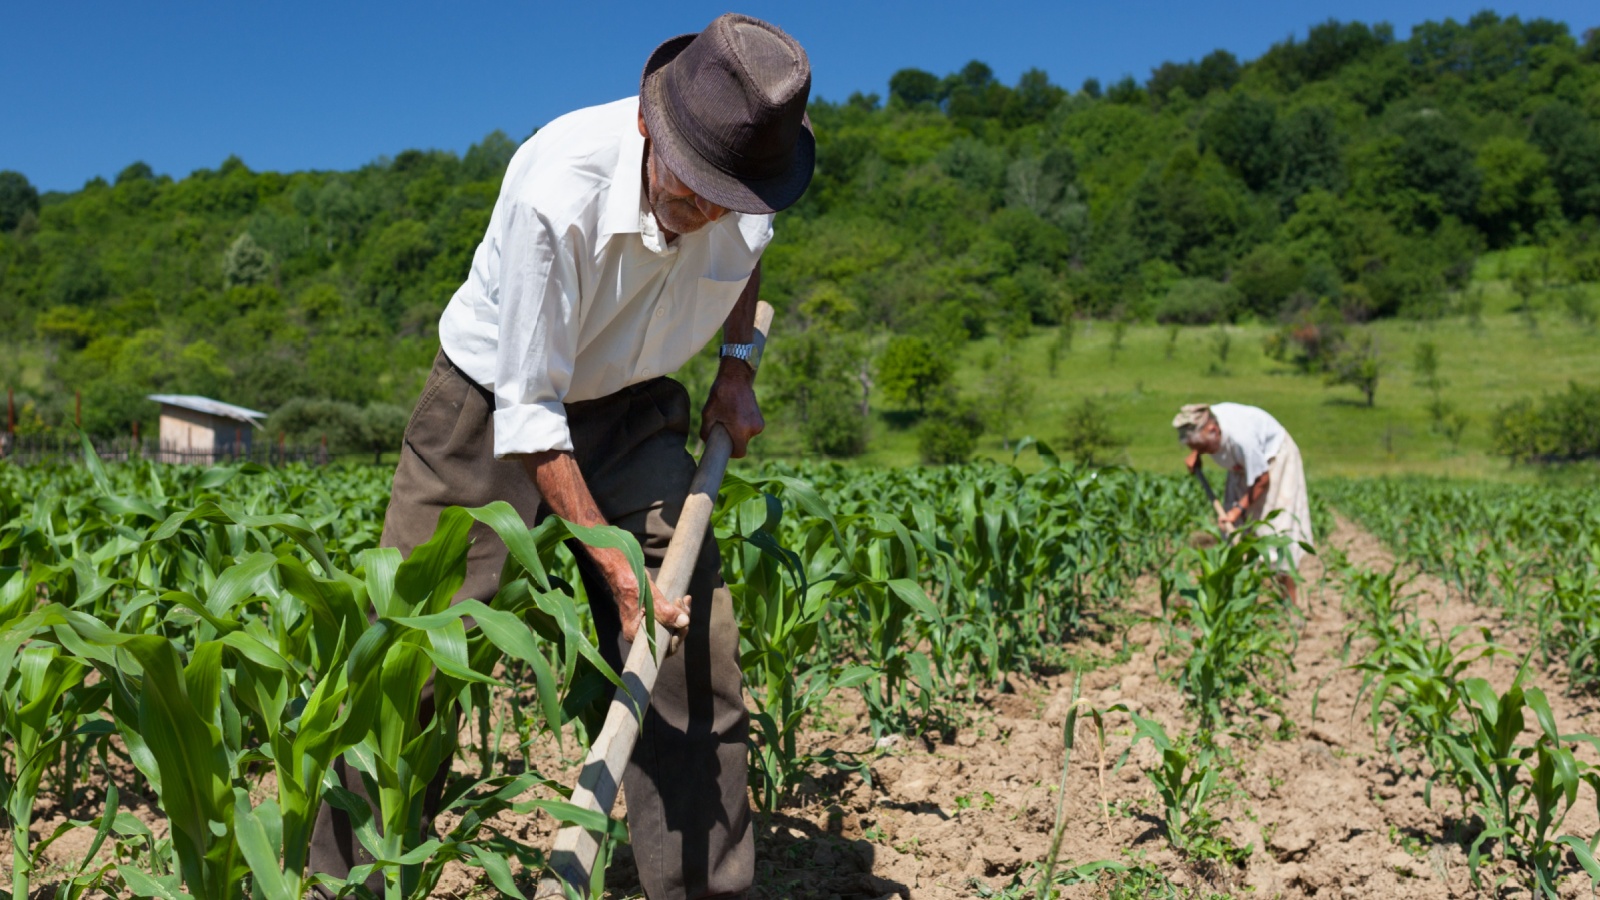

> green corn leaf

[
  {"left": 201, "top": 551, "right": 278, "bottom": 618},
  {"left": 832, "top": 666, "right": 877, "bottom": 690},
  {"left": 77, "top": 431, "right": 111, "bottom": 495},
  {"left": 457, "top": 599, "right": 569, "bottom": 729},
  {"left": 468, "top": 843, "right": 530, "bottom": 900},
  {"left": 182, "top": 641, "right": 225, "bottom": 727},
  {"left": 393, "top": 506, "right": 472, "bottom": 615},
  {"left": 231, "top": 790, "right": 292, "bottom": 900},
  {"left": 467, "top": 502, "right": 554, "bottom": 588},
  {"left": 74, "top": 781, "right": 120, "bottom": 875},
  {"left": 1558, "top": 835, "right": 1600, "bottom": 886},
  {"left": 418, "top": 645, "right": 503, "bottom": 687},
  {"left": 116, "top": 865, "right": 195, "bottom": 900},
  {"left": 516, "top": 799, "right": 630, "bottom": 842},
  {"left": 157, "top": 591, "right": 241, "bottom": 635}
]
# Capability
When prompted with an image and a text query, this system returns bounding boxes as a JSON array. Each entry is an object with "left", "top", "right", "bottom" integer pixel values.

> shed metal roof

[{"left": 147, "top": 394, "right": 267, "bottom": 426}]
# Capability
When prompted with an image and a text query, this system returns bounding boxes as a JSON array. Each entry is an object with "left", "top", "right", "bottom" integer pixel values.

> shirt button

[
  {"left": 642, "top": 367, "right": 653, "bottom": 377},
  {"left": 654, "top": 307, "right": 666, "bottom": 318}
]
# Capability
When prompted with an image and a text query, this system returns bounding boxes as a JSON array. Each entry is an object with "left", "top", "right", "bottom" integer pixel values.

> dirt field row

[
  {"left": 689, "top": 517, "right": 1600, "bottom": 900},
  {"left": 11, "top": 516, "right": 1598, "bottom": 899}
]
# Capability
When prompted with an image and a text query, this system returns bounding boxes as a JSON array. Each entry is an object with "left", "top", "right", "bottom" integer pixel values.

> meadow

[{"left": 797, "top": 257, "right": 1599, "bottom": 480}]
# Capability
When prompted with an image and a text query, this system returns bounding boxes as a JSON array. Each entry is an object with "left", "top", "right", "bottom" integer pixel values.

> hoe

[{"left": 536, "top": 301, "right": 775, "bottom": 898}]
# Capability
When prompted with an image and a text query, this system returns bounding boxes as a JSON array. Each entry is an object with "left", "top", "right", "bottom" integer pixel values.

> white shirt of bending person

[
  {"left": 1206, "top": 402, "right": 1287, "bottom": 486},
  {"left": 438, "top": 96, "right": 775, "bottom": 460}
]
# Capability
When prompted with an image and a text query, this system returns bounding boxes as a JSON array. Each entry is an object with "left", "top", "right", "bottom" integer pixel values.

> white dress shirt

[
  {"left": 1208, "top": 402, "right": 1288, "bottom": 485},
  {"left": 438, "top": 97, "right": 774, "bottom": 458}
]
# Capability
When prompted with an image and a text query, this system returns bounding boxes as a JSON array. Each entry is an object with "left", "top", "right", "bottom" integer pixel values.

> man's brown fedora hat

[{"left": 640, "top": 13, "right": 815, "bottom": 215}]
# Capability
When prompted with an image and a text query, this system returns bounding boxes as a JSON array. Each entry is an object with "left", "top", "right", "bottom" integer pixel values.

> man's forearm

[
  {"left": 1242, "top": 472, "right": 1271, "bottom": 509},
  {"left": 720, "top": 262, "right": 760, "bottom": 345},
  {"left": 522, "top": 450, "right": 630, "bottom": 573}
]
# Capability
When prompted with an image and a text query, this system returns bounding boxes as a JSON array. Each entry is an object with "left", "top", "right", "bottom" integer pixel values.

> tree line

[{"left": 1, "top": 11, "right": 1598, "bottom": 460}]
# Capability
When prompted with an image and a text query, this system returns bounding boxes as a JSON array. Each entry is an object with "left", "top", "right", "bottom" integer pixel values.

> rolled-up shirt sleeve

[{"left": 492, "top": 201, "right": 581, "bottom": 458}]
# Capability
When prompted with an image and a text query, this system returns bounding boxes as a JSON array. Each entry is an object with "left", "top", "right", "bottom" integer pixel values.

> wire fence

[{"left": 0, "top": 434, "right": 363, "bottom": 467}]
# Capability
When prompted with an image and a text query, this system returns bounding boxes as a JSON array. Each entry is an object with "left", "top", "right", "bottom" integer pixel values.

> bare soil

[{"left": 9, "top": 516, "right": 1599, "bottom": 898}]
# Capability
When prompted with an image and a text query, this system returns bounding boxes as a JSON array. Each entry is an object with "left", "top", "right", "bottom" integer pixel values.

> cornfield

[{"left": 0, "top": 442, "right": 1205, "bottom": 898}]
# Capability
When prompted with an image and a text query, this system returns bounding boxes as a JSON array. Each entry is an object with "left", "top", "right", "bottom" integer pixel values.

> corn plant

[
  {"left": 1536, "top": 553, "right": 1600, "bottom": 693},
  {"left": 1117, "top": 711, "right": 1249, "bottom": 867},
  {"left": 0, "top": 641, "right": 102, "bottom": 899},
  {"left": 1355, "top": 621, "right": 1502, "bottom": 806},
  {"left": 1158, "top": 532, "right": 1296, "bottom": 732},
  {"left": 1338, "top": 565, "right": 1417, "bottom": 663},
  {"left": 714, "top": 474, "right": 879, "bottom": 808},
  {"left": 1445, "top": 679, "right": 1600, "bottom": 897}
]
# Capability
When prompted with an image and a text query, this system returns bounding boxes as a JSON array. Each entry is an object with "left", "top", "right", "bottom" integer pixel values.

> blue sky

[{"left": 3, "top": 1, "right": 1595, "bottom": 193}]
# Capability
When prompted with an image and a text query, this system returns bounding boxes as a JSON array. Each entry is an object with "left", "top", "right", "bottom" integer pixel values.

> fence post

[
  {"left": 132, "top": 420, "right": 140, "bottom": 461},
  {"left": 319, "top": 432, "right": 328, "bottom": 467}
]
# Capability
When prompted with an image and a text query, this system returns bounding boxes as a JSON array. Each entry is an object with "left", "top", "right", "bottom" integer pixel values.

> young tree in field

[
  {"left": 768, "top": 330, "right": 870, "bottom": 457},
  {"left": 1413, "top": 341, "right": 1441, "bottom": 394},
  {"left": 360, "top": 403, "right": 409, "bottom": 465},
  {"left": 981, "top": 343, "right": 1034, "bottom": 450},
  {"left": 1058, "top": 396, "right": 1126, "bottom": 466},
  {"left": 1046, "top": 297, "right": 1075, "bottom": 376},
  {"left": 1208, "top": 326, "right": 1232, "bottom": 375},
  {"left": 1414, "top": 340, "right": 1466, "bottom": 447},
  {"left": 917, "top": 391, "right": 984, "bottom": 464},
  {"left": 1327, "top": 329, "right": 1381, "bottom": 406},
  {"left": 1108, "top": 318, "right": 1128, "bottom": 365},
  {"left": 877, "top": 335, "right": 952, "bottom": 414},
  {"left": 1511, "top": 267, "right": 1541, "bottom": 334}
]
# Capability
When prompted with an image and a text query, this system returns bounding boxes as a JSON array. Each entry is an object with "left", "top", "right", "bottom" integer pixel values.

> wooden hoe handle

[
  {"left": 1189, "top": 465, "right": 1233, "bottom": 537},
  {"left": 537, "top": 301, "right": 775, "bottom": 898}
]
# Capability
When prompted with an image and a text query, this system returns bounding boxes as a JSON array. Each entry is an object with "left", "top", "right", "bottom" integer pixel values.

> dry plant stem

[{"left": 1039, "top": 675, "right": 1082, "bottom": 897}]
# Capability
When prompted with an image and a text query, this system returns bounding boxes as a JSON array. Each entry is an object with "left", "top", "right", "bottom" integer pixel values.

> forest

[{"left": 1, "top": 12, "right": 1597, "bottom": 459}]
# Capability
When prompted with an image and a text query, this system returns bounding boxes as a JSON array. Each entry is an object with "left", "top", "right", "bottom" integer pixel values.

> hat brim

[{"left": 639, "top": 33, "right": 815, "bottom": 216}]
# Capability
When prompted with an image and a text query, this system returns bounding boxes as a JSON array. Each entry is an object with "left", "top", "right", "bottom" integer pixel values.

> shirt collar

[{"left": 599, "top": 100, "right": 676, "bottom": 253}]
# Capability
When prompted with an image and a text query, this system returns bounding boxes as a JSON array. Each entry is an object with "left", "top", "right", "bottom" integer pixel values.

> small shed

[{"left": 147, "top": 394, "right": 266, "bottom": 464}]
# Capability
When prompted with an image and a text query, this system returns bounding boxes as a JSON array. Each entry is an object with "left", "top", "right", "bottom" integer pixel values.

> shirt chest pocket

[{"left": 689, "top": 275, "right": 748, "bottom": 332}]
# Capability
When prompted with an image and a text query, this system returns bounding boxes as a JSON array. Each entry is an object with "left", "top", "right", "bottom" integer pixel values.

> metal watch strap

[{"left": 720, "top": 342, "right": 761, "bottom": 372}]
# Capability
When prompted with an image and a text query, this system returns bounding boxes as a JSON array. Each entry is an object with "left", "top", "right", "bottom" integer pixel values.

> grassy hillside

[{"left": 749, "top": 253, "right": 1598, "bottom": 481}]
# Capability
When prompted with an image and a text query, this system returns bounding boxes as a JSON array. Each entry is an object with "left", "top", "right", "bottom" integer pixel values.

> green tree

[
  {"left": 1058, "top": 397, "right": 1126, "bottom": 466},
  {"left": 1530, "top": 102, "right": 1600, "bottom": 222},
  {"left": 1276, "top": 105, "right": 1346, "bottom": 202},
  {"left": 223, "top": 232, "right": 274, "bottom": 288},
  {"left": 1391, "top": 112, "right": 1481, "bottom": 228},
  {"left": 1474, "top": 136, "right": 1558, "bottom": 247},
  {"left": 266, "top": 398, "right": 366, "bottom": 454},
  {"left": 1326, "top": 329, "right": 1381, "bottom": 406},
  {"left": 1232, "top": 244, "right": 1305, "bottom": 317},
  {"left": 1199, "top": 93, "right": 1279, "bottom": 192},
  {"left": 767, "top": 330, "right": 869, "bottom": 457},
  {"left": 0, "top": 171, "right": 39, "bottom": 231},
  {"left": 876, "top": 335, "right": 952, "bottom": 413},
  {"left": 888, "top": 68, "right": 941, "bottom": 107},
  {"left": 980, "top": 350, "right": 1034, "bottom": 450},
  {"left": 360, "top": 402, "right": 409, "bottom": 464},
  {"left": 917, "top": 392, "right": 984, "bottom": 464},
  {"left": 1153, "top": 278, "right": 1240, "bottom": 325}
]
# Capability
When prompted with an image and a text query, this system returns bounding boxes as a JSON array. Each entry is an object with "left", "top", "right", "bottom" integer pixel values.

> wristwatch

[{"left": 720, "top": 341, "right": 762, "bottom": 372}]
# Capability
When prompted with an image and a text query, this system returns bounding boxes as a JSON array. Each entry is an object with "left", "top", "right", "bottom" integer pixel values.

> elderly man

[
  {"left": 1173, "top": 402, "right": 1313, "bottom": 599},
  {"left": 310, "top": 14, "right": 813, "bottom": 899}
]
